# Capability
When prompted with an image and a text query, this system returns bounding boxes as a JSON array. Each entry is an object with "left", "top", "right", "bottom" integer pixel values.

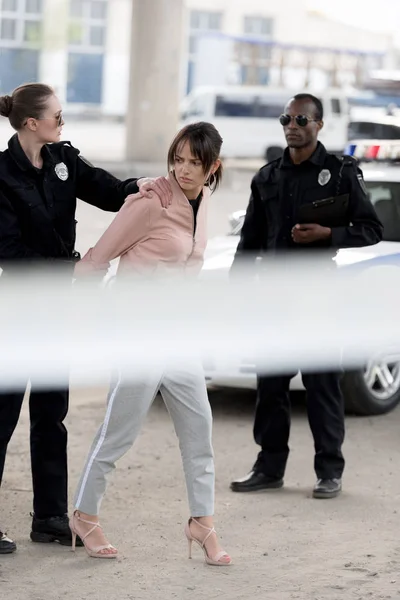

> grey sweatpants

[{"left": 73, "top": 363, "right": 215, "bottom": 516}]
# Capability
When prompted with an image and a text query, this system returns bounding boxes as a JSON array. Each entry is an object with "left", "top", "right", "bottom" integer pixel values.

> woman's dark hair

[
  {"left": 0, "top": 83, "right": 54, "bottom": 131},
  {"left": 168, "top": 122, "right": 223, "bottom": 192}
]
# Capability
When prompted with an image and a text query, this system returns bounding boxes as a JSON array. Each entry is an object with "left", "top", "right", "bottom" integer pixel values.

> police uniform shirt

[
  {"left": 0, "top": 134, "right": 140, "bottom": 266},
  {"left": 233, "top": 141, "right": 383, "bottom": 262}
]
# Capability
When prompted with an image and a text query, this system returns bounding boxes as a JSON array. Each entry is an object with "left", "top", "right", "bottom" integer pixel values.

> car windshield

[
  {"left": 348, "top": 121, "right": 400, "bottom": 140},
  {"left": 366, "top": 180, "right": 400, "bottom": 242}
]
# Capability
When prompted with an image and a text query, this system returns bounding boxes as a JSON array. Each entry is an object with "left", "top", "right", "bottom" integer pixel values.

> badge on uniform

[
  {"left": 318, "top": 169, "right": 331, "bottom": 186},
  {"left": 55, "top": 162, "right": 69, "bottom": 181}
]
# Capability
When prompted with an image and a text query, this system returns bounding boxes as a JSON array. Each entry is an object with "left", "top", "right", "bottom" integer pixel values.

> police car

[{"left": 202, "top": 140, "right": 400, "bottom": 416}]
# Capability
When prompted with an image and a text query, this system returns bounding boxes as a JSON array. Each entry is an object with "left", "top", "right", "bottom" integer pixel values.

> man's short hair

[{"left": 291, "top": 93, "right": 323, "bottom": 121}]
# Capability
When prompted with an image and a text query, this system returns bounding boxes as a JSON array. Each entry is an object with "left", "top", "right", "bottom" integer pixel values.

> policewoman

[
  {"left": 0, "top": 83, "right": 171, "bottom": 554},
  {"left": 230, "top": 93, "right": 383, "bottom": 500}
]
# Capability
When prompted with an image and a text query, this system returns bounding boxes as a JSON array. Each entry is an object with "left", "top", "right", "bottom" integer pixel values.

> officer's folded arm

[{"left": 291, "top": 223, "right": 332, "bottom": 244}]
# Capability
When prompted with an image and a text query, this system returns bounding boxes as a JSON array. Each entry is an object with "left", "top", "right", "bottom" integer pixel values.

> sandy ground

[{"left": 1, "top": 386, "right": 400, "bottom": 600}]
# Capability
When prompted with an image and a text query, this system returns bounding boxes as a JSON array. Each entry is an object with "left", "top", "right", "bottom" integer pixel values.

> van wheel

[
  {"left": 342, "top": 361, "right": 400, "bottom": 415},
  {"left": 265, "top": 146, "right": 284, "bottom": 163}
]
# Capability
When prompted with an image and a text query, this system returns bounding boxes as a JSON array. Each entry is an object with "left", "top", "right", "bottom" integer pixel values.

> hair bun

[{"left": 0, "top": 94, "right": 13, "bottom": 117}]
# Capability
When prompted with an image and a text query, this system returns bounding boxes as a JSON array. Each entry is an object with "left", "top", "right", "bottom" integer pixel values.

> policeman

[
  {"left": 0, "top": 83, "right": 171, "bottom": 554},
  {"left": 230, "top": 93, "right": 383, "bottom": 499}
]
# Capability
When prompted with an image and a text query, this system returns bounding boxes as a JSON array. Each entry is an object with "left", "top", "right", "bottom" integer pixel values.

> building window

[
  {"left": 67, "top": 52, "right": 104, "bottom": 104},
  {"left": 67, "top": 0, "right": 108, "bottom": 104},
  {"left": 1, "top": 18, "right": 17, "bottom": 40},
  {"left": 68, "top": 0, "right": 107, "bottom": 49},
  {"left": 237, "top": 15, "right": 274, "bottom": 85},
  {"left": 0, "top": 0, "right": 43, "bottom": 46},
  {"left": 89, "top": 25, "right": 105, "bottom": 46},
  {"left": 189, "top": 9, "right": 222, "bottom": 51},
  {"left": 244, "top": 16, "right": 273, "bottom": 37},
  {"left": 25, "top": 0, "right": 42, "bottom": 13},
  {"left": 190, "top": 10, "right": 222, "bottom": 31},
  {"left": 187, "top": 9, "right": 223, "bottom": 93},
  {"left": 70, "top": 0, "right": 83, "bottom": 18},
  {"left": 23, "top": 19, "right": 41, "bottom": 42},
  {"left": 0, "top": 0, "right": 42, "bottom": 92},
  {"left": 1, "top": 0, "right": 18, "bottom": 11},
  {"left": 90, "top": 0, "right": 107, "bottom": 19}
]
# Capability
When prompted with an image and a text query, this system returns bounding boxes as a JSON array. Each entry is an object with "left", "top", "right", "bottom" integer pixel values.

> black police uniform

[
  {"left": 0, "top": 134, "right": 140, "bottom": 523},
  {"left": 231, "top": 141, "right": 383, "bottom": 485}
]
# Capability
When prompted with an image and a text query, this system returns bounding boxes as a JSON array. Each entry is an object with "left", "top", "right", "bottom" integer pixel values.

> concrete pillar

[
  {"left": 39, "top": 0, "right": 69, "bottom": 103},
  {"left": 126, "top": 0, "right": 184, "bottom": 162}
]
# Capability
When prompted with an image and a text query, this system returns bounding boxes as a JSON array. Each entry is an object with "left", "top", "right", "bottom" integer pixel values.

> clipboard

[{"left": 297, "top": 194, "right": 350, "bottom": 227}]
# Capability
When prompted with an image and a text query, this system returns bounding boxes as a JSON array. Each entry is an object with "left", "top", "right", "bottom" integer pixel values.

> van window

[
  {"left": 366, "top": 181, "right": 400, "bottom": 242},
  {"left": 215, "top": 94, "right": 284, "bottom": 118},
  {"left": 256, "top": 99, "right": 284, "bottom": 118},
  {"left": 215, "top": 95, "right": 256, "bottom": 117},
  {"left": 331, "top": 98, "right": 341, "bottom": 114}
]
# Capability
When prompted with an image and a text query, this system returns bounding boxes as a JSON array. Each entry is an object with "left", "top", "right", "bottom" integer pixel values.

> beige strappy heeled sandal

[
  {"left": 69, "top": 511, "right": 118, "bottom": 559},
  {"left": 184, "top": 518, "right": 232, "bottom": 566}
]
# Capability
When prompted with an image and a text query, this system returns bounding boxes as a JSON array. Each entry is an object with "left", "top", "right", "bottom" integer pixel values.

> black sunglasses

[
  {"left": 23, "top": 113, "right": 64, "bottom": 127},
  {"left": 279, "top": 114, "right": 319, "bottom": 127}
]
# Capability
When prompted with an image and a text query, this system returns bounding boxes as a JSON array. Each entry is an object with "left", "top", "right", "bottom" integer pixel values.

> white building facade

[{"left": 0, "top": 0, "right": 394, "bottom": 117}]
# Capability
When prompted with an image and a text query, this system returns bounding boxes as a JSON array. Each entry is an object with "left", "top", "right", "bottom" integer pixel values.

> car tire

[{"left": 342, "top": 363, "right": 400, "bottom": 416}]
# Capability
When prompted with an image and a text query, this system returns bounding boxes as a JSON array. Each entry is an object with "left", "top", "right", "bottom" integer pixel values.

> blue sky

[{"left": 307, "top": 0, "right": 400, "bottom": 46}]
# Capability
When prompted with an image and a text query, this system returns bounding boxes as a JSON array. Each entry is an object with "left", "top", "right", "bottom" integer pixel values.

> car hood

[{"left": 202, "top": 237, "right": 400, "bottom": 274}]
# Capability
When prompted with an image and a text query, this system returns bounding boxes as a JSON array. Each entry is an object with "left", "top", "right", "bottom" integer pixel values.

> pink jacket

[{"left": 82, "top": 173, "right": 209, "bottom": 278}]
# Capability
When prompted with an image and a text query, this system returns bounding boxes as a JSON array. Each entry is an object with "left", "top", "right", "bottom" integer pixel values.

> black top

[
  {"left": 232, "top": 141, "right": 383, "bottom": 266},
  {"left": 189, "top": 194, "right": 201, "bottom": 234},
  {"left": 0, "top": 134, "right": 140, "bottom": 269}
]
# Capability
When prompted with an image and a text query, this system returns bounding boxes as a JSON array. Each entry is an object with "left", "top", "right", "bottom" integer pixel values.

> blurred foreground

[{"left": 1, "top": 261, "right": 399, "bottom": 388}]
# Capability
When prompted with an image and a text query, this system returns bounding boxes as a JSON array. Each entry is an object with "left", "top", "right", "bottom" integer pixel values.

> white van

[{"left": 180, "top": 86, "right": 349, "bottom": 161}]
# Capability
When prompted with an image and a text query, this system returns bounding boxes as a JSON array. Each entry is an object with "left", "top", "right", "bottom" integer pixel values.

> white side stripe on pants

[{"left": 74, "top": 370, "right": 122, "bottom": 508}]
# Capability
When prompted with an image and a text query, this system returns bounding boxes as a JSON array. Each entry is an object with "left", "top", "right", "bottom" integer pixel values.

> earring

[{"left": 207, "top": 172, "right": 216, "bottom": 190}]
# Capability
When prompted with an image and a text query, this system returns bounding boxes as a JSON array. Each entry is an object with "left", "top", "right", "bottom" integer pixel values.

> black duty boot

[
  {"left": 30, "top": 514, "right": 83, "bottom": 546},
  {"left": 230, "top": 471, "right": 284, "bottom": 493},
  {"left": 313, "top": 478, "right": 342, "bottom": 499},
  {"left": 0, "top": 531, "right": 16, "bottom": 554}
]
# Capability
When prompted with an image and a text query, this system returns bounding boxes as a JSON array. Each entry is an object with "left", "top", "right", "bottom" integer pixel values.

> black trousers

[
  {"left": 253, "top": 371, "right": 345, "bottom": 480},
  {"left": 0, "top": 383, "right": 69, "bottom": 518}
]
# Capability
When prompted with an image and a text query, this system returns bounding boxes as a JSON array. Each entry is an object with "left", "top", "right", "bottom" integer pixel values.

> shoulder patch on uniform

[
  {"left": 58, "top": 141, "right": 80, "bottom": 156},
  {"left": 356, "top": 172, "right": 367, "bottom": 195},
  {"left": 78, "top": 154, "right": 94, "bottom": 168},
  {"left": 341, "top": 154, "right": 359, "bottom": 166}
]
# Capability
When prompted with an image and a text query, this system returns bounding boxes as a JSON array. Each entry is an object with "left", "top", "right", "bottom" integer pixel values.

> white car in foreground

[{"left": 202, "top": 146, "right": 400, "bottom": 416}]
